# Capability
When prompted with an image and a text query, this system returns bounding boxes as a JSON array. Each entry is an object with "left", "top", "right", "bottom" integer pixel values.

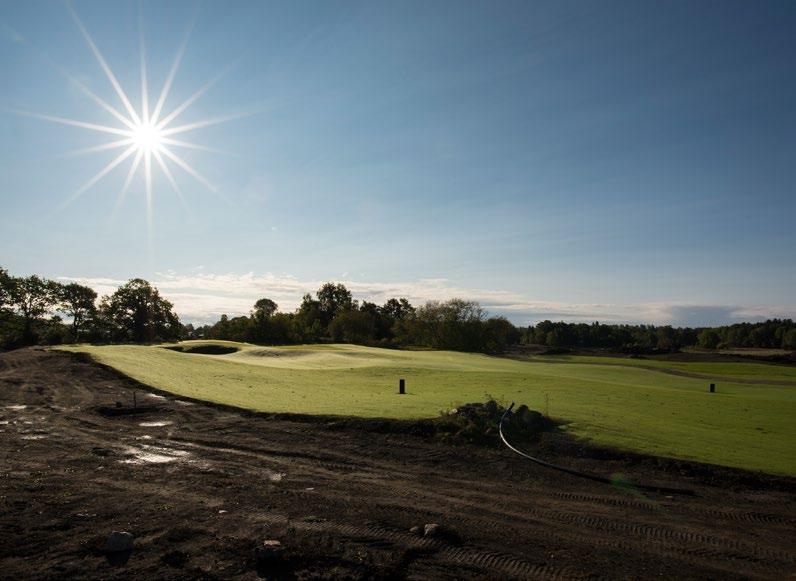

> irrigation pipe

[{"left": 499, "top": 403, "right": 694, "bottom": 496}]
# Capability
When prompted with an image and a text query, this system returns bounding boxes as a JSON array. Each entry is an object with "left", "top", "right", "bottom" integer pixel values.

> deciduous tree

[
  {"left": 8, "top": 275, "right": 59, "bottom": 340},
  {"left": 57, "top": 282, "right": 97, "bottom": 339},
  {"left": 316, "top": 282, "right": 353, "bottom": 326},
  {"left": 100, "top": 279, "right": 181, "bottom": 342},
  {"left": 252, "top": 298, "right": 278, "bottom": 319}
]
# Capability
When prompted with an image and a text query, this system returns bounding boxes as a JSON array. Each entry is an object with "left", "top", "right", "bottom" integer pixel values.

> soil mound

[{"left": 436, "top": 400, "right": 555, "bottom": 445}]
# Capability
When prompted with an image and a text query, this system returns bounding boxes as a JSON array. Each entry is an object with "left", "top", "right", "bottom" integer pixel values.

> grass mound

[{"left": 247, "top": 348, "right": 310, "bottom": 358}]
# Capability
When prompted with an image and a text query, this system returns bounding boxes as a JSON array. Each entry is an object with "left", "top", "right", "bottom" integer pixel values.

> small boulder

[
  {"left": 104, "top": 531, "right": 134, "bottom": 553},
  {"left": 422, "top": 523, "right": 462, "bottom": 544},
  {"left": 409, "top": 526, "right": 422, "bottom": 536},
  {"left": 262, "top": 540, "right": 282, "bottom": 548},
  {"left": 423, "top": 523, "right": 440, "bottom": 538}
]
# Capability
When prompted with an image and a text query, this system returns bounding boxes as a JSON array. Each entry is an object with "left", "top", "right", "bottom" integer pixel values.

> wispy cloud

[
  {"left": 59, "top": 272, "right": 794, "bottom": 327},
  {"left": 0, "top": 23, "right": 25, "bottom": 45}
]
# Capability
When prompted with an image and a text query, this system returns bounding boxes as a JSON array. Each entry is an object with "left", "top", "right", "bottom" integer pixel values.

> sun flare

[
  {"left": 130, "top": 122, "right": 163, "bottom": 154},
  {"left": 14, "top": 4, "right": 249, "bottom": 241}
]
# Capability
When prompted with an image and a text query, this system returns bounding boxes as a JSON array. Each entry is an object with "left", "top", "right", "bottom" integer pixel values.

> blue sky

[{"left": 1, "top": 0, "right": 794, "bottom": 325}]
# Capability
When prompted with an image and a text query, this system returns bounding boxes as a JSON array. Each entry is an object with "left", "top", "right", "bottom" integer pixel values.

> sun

[
  {"left": 14, "top": 3, "right": 251, "bottom": 240},
  {"left": 131, "top": 122, "right": 163, "bottom": 154}
]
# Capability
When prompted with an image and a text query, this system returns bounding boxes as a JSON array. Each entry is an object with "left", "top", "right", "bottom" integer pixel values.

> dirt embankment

[{"left": 1, "top": 348, "right": 794, "bottom": 579}]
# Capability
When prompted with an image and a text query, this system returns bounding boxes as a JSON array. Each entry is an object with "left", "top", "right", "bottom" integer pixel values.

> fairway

[{"left": 62, "top": 341, "right": 796, "bottom": 476}]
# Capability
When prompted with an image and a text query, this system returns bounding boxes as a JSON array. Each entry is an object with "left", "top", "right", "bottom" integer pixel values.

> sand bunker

[{"left": 167, "top": 345, "right": 239, "bottom": 355}]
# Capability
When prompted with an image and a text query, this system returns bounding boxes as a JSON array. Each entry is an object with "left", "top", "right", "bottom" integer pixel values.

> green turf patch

[
  {"left": 60, "top": 341, "right": 796, "bottom": 476},
  {"left": 532, "top": 354, "right": 796, "bottom": 383}
]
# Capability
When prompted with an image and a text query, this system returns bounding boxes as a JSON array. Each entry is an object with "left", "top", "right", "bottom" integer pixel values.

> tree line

[
  {"left": 191, "top": 283, "right": 520, "bottom": 353},
  {"left": 0, "top": 267, "right": 180, "bottom": 349},
  {"left": 518, "top": 319, "right": 796, "bottom": 351},
  {"left": 2, "top": 266, "right": 794, "bottom": 352},
  {"left": 181, "top": 283, "right": 796, "bottom": 352}
]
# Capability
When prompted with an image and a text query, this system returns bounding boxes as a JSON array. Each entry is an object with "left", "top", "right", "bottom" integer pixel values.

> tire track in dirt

[{"left": 342, "top": 466, "right": 795, "bottom": 576}]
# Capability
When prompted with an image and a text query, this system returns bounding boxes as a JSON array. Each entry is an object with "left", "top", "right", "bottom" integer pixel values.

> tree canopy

[
  {"left": 58, "top": 282, "right": 97, "bottom": 337},
  {"left": 101, "top": 279, "right": 181, "bottom": 343},
  {"left": 1, "top": 265, "right": 794, "bottom": 355}
]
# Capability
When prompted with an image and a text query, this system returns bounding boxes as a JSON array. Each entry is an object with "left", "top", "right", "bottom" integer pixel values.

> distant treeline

[
  {"left": 2, "top": 266, "right": 794, "bottom": 352},
  {"left": 190, "top": 283, "right": 520, "bottom": 354},
  {"left": 184, "top": 284, "right": 796, "bottom": 352},
  {"left": 518, "top": 319, "right": 796, "bottom": 351}
]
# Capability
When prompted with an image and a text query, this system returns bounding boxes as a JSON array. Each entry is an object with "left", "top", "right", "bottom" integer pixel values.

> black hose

[{"left": 499, "top": 403, "right": 694, "bottom": 496}]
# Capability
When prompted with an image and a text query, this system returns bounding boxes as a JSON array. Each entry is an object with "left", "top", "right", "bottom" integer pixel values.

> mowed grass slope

[
  {"left": 61, "top": 341, "right": 796, "bottom": 475},
  {"left": 532, "top": 354, "right": 796, "bottom": 384}
]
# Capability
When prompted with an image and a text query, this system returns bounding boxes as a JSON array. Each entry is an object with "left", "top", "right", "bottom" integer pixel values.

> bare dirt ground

[{"left": 1, "top": 348, "right": 794, "bottom": 580}]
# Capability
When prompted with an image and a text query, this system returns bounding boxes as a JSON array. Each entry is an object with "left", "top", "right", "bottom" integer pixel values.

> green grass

[
  {"left": 530, "top": 354, "right": 796, "bottom": 383},
  {"left": 60, "top": 341, "right": 796, "bottom": 476}
]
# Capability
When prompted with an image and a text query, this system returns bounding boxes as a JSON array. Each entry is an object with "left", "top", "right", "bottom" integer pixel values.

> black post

[
  {"left": 709, "top": 383, "right": 715, "bottom": 393},
  {"left": 399, "top": 379, "right": 405, "bottom": 395}
]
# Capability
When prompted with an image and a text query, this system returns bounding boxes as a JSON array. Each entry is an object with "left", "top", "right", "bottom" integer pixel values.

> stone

[
  {"left": 104, "top": 530, "right": 134, "bottom": 553},
  {"left": 422, "top": 523, "right": 462, "bottom": 544},
  {"left": 409, "top": 526, "right": 421, "bottom": 535},
  {"left": 262, "top": 540, "right": 282, "bottom": 548},
  {"left": 423, "top": 523, "right": 440, "bottom": 538}
]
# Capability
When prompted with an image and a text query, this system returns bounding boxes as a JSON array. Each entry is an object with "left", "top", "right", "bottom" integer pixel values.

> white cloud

[{"left": 59, "top": 272, "right": 795, "bottom": 327}]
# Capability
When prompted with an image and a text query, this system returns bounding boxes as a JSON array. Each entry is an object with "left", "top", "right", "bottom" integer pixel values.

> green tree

[
  {"left": 412, "top": 299, "right": 487, "bottom": 351},
  {"left": 248, "top": 297, "right": 280, "bottom": 343},
  {"left": 101, "top": 279, "right": 181, "bottom": 342},
  {"left": 8, "top": 275, "right": 59, "bottom": 341},
  {"left": 381, "top": 298, "right": 414, "bottom": 321},
  {"left": 57, "top": 282, "right": 97, "bottom": 339},
  {"left": 0, "top": 267, "right": 22, "bottom": 349},
  {"left": 328, "top": 310, "right": 376, "bottom": 344},
  {"left": 266, "top": 312, "right": 294, "bottom": 344},
  {"left": 656, "top": 326, "right": 677, "bottom": 350},
  {"left": 697, "top": 329, "right": 720, "bottom": 350},
  {"left": 295, "top": 293, "right": 323, "bottom": 340},
  {"left": 782, "top": 328, "right": 796, "bottom": 350},
  {"left": 316, "top": 282, "right": 353, "bottom": 327},
  {"left": 212, "top": 314, "right": 231, "bottom": 340},
  {"left": 484, "top": 316, "right": 519, "bottom": 352},
  {"left": 252, "top": 297, "right": 278, "bottom": 319},
  {"left": 0, "top": 267, "right": 12, "bottom": 317}
]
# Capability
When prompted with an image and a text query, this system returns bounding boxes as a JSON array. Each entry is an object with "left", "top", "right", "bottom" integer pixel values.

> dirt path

[{"left": 1, "top": 348, "right": 794, "bottom": 579}]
